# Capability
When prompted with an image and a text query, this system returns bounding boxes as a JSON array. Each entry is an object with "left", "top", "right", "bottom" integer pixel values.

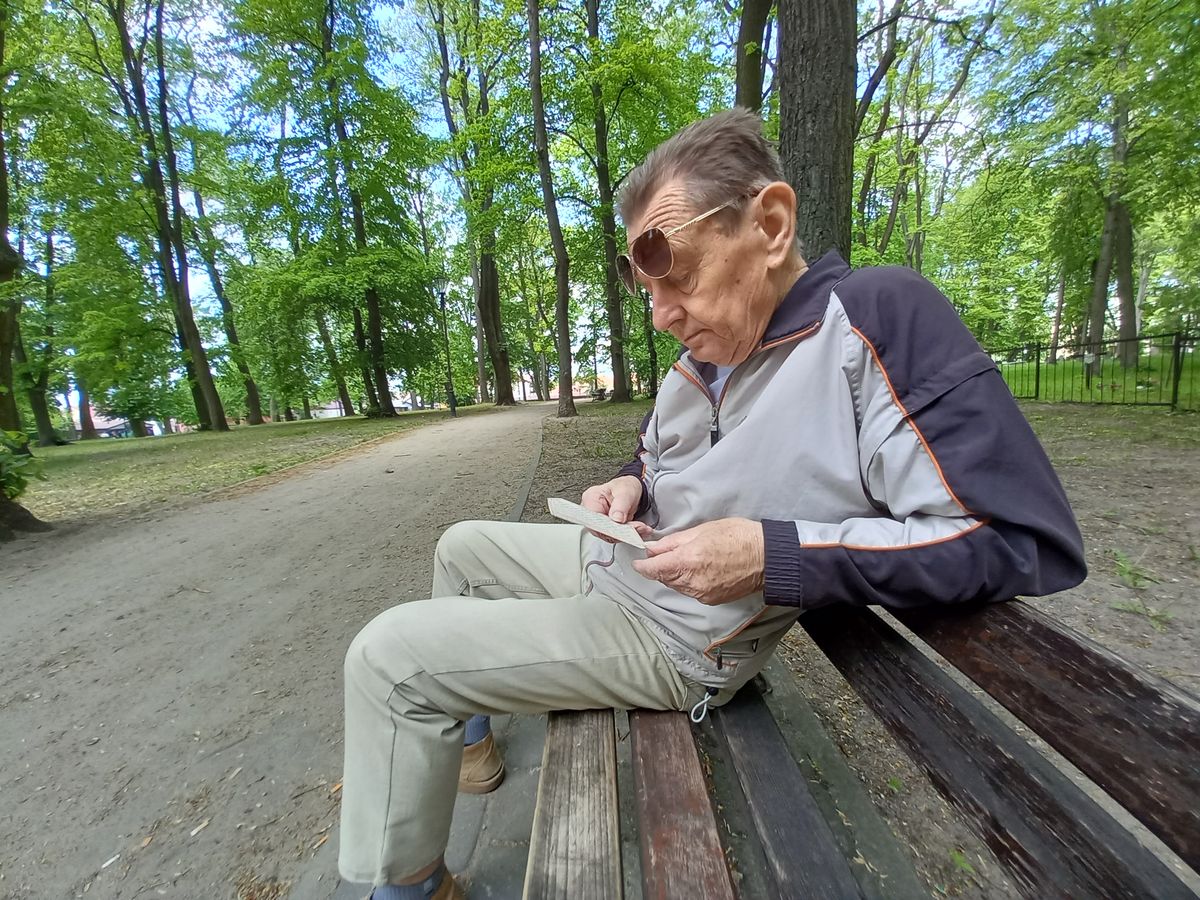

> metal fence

[{"left": 987, "top": 332, "right": 1198, "bottom": 411}]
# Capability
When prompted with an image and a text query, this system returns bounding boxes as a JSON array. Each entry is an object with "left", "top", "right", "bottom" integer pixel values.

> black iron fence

[{"left": 987, "top": 332, "right": 1198, "bottom": 411}]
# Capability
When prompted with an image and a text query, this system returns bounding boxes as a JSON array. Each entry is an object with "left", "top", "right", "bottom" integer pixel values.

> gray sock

[
  {"left": 371, "top": 865, "right": 445, "bottom": 900},
  {"left": 464, "top": 714, "right": 491, "bottom": 746}
]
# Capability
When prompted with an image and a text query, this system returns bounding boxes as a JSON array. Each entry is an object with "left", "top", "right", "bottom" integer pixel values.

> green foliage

[{"left": 0, "top": 432, "right": 45, "bottom": 500}]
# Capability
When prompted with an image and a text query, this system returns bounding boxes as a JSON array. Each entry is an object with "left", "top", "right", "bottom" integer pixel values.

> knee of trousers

[
  {"left": 433, "top": 520, "right": 487, "bottom": 575},
  {"left": 344, "top": 605, "right": 428, "bottom": 695}
]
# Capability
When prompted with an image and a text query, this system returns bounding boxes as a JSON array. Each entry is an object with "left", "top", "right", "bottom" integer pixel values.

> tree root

[{"left": 0, "top": 497, "right": 53, "bottom": 541}]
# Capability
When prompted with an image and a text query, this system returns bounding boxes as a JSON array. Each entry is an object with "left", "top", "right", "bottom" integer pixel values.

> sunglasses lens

[
  {"left": 632, "top": 228, "right": 672, "bottom": 278},
  {"left": 616, "top": 255, "right": 637, "bottom": 295}
]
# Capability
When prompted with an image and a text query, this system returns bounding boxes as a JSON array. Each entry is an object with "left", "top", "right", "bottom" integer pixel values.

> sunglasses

[{"left": 616, "top": 198, "right": 740, "bottom": 296}]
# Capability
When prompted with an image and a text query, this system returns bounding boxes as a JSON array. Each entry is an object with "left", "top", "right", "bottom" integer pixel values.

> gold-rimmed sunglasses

[{"left": 616, "top": 199, "right": 739, "bottom": 295}]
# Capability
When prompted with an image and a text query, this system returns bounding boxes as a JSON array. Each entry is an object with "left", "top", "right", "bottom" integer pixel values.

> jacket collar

[{"left": 759, "top": 250, "right": 850, "bottom": 346}]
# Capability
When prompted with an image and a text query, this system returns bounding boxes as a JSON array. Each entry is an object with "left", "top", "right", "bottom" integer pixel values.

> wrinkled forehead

[{"left": 625, "top": 179, "right": 699, "bottom": 249}]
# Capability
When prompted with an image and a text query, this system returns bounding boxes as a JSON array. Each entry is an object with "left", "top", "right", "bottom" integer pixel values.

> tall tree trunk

[
  {"left": 321, "top": 0, "right": 395, "bottom": 416},
  {"left": 1086, "top": 201, "right": 1119, "bottom": 380},
  {"left": 477, "top": 217, "right": 515, "bottom": 404},
  {"left": 528, "top": 0, "right": 576, "bottom": 417},
  {"left": 13, "top": 324, "right": 57, "bottom": 446},
  {"left": 151, "top": 0, "right": 226, "bottom": 430},
  {"left": 301, "top": 397, "right": 312, "bottom": 419},
  {"left": 77, "top": 376, "right": 98, "bottom": 439},
  {"left": 169, "top": 300, "right": 213, "bottom": 431},
  {"left": 779, "top": 0, "right": 855, "bottom": 258},
  {"left": 1113, "top": 199, "right": 1137, "bottom": 368},
  {"left": 130, "top": 418, "right": 148, "bottom": 438},
  {"left": 735, "top": 0, "right": 773, "bottom": 111},
  {"left": 585, "top": 0, "right": 630, "bottom": 402},
  {"left": 352, "top": 307, "right": 379, "bottom": 410},
  {"left": 642, "top": 293, "right": 658, "bottom": 397},
  {"left": 190, "top": 188, "right": 264, "bottom": 423},
  {"left": 474, "top": 309, "right": 490, "bottom": 403},
  {"left": 1048, "top": 266, "right": 1066, "bottom": 365},
  {"left": 316, "top": 312, "right": 355, "bottom": 415},
  {"left": 0, "top": 0, "right": 23, "bottom": 436}
]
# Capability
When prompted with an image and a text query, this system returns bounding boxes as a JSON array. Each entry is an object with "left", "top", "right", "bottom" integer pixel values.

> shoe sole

[{"left": 458, "top": 765, "right": 505, "bottom": 795}]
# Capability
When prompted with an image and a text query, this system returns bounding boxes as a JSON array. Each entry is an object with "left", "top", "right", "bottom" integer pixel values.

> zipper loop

[{"left": 690, "top": 687, "right": 720, "bottom": 723}]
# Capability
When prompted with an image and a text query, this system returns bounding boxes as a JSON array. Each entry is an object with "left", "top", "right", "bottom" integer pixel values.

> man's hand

[
  {"left": 581, "top": 475, "right": 646, "bottom": 543},
  {"left": 632, "top": 517, "right": 765, "bottom": 605}
]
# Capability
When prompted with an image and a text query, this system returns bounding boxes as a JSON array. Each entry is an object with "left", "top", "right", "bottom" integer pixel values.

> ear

[{"left": 753, "top": 181, "right": 798, "bottom": 270}]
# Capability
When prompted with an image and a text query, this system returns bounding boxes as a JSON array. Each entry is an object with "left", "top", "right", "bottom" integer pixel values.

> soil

[
  {"left": 0, "top": 403, "right": 550, "bottom": 900},
  {"left": 522, "top": 399, "right": 1200, "bottom": 899}
]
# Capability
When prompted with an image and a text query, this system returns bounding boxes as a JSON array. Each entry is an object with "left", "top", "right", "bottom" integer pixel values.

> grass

[
  {"left": 1109, "top": 549, "right": 1159, "bottom": 589},
  {"left": 1020, "top": 401, "right": 1200, "bottom": 449},
  {"left": 995, "top": 349, "right": 1200, "bottom": 411},
  {"left": 22, "top": 406, "right": 494, "bottom": 523},
  {"left": 1111, "top": 598, "right": 1174, "bottom": 633}
]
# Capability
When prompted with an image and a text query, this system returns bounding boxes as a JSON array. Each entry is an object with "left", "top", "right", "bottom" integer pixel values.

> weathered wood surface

[
  {"left": 894, "top": 599, "right": 1200, "bottom": 872},
  {"left": 523, "top": 710, "right": 622, "bottom": 900},
  {"left": 713, "top": 683, "right": 864, "bottom": 899},
  {"left": 803, "top": 604, "right": 1196, "bottom": 899},
  {"left": 755, "top": 661, "right": 929, "bottom": 900},
  {"left": 628, "top": 710, "right": 737, "bottom": 900}
]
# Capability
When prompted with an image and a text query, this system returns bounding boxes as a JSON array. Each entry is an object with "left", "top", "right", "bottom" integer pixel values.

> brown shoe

[
  {"left": 459, "top": 732, "right": 505, "bottom": 794},
  {"left": 431, "top": 873, "right": 466, "bottom": 900}
]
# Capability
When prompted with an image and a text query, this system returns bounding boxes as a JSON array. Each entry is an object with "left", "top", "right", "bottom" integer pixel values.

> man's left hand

[{"left": 631, "top": 517, "right": 764, "bottom": 606}]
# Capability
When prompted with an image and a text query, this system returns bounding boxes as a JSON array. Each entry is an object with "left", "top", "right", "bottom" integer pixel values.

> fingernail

[{"left": 612, "top": 512, "right": 626, "bottom": 523}]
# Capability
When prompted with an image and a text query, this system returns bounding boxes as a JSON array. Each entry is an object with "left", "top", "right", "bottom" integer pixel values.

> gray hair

[{"left": 617, "top": 109, "right": 786, "bottom": 231}]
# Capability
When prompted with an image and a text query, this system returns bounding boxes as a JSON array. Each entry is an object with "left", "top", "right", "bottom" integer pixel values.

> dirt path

[{"left": 0, "top": 403, "right": 551, "bottom": 900}]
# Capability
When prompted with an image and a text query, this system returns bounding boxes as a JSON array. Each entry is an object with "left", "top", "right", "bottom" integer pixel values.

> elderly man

[{"left": 338, "top": 109, "right": 1086, "bottom": 899}]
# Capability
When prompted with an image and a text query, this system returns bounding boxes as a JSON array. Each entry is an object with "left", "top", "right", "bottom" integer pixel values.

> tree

[
  {"left": 778, "top": 0, "right": 855, "bottom": 258},
  {"left": 0, "top": 0, "right": 25, "bottom": 437},
  {"left": 528, "top": 0, "right": 575, "bottom": 418}
]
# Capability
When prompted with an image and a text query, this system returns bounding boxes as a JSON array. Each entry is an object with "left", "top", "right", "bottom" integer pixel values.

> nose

[{"left": 650, "top": 287, "right": 683, "bottom": 334}]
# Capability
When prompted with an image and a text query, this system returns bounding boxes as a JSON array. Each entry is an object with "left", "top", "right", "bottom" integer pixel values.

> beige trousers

[{"left": 338, "top": 520, "right": 690, "bottom": 885}]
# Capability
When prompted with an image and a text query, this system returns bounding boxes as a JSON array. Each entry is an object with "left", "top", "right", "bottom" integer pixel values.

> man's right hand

[{"left": 581, "top": 475, "right": 645, "bottom": 542}]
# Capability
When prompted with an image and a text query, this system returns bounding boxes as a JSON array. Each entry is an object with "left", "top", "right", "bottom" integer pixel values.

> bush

[{"left": 0, "top": 431, "right": 44, "bottom": 501}]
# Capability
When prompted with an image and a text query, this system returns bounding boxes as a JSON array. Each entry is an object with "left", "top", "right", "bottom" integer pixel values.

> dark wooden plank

[
  {"left": 523, "top": 710, "right": 622, "bottom": 900},
  {"left": 628, "top": 710, "right": 737, "bottom": 900},
  {"left": 755, "top": 661, "right": 929, "bottom": 900},
  {"left": 803, "top": 604, "right": 1195, "bottom": 899},
  {"left": 712, "top": 683, "right": 864, "bottom": 900},
  {"left": 893, "top": 599, "right": 1200, "bottom": 872}
]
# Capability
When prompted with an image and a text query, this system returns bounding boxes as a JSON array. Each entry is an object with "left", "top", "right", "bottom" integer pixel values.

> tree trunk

[
  {"left": 191, "top": 188, "right": 264, "bottom": 423},
  {"left": 352, "top": 307, "right": 379, "bottom": 411},
  {"left": 0, "top": 0, "right": 24, "bottom": 436},
  {"left": 284, "top": 406, "right": 295, "bottom": 422},
  {"left": 778, "top": 0, "right": 856, "bottom": 258},
  {"left": 130, "top": 418, "right": 148, "bottom": 438},
  {"left": 0, "top": 494, "right": 53, "bottom": 541},
  {"left": 474, "top": 309, "right": 490, "bottom": 403},
  {"left": 301, "top": 397, "right": 312, "bottom": 419},
  {"left": 77, "top": 377, "right": 98, "bottom": 439},
  {"left": 1086, "top": 200, "right": 1119, "bottom": 380},
  {"left": 585, "top": 0, "right": 631, "bottom": 402},
  {"left": 151, "top": 0, "right": 226, "bottom": 430},
  {"left": 735, "top": 0, "right": 773, "bottom": 111},
  {"left": 1048, "top": 267, "right": 1066, "bottom": 365},
  {"left": 13, "top": 324, "right": 59, "bottom": 446},
  {"left": 171, "top": 304, "right": 214, "bottom": 431},
  {"left": 528, "top": 0, "right": 576, "bottom": 418},
  {"left": 1113, "top": 199, "right": 1137, "bottom": 368},
  {"left": 321, "top": 0, "right": 395, "bottom": 416},
  {"left": 316, "top": 312, "right": 355, "bottom": 415},
  {"left": 642, "top": 293, "right": 659, "bottom": 397},
  {"left": 477, "top": 226, "right": 515, "bottom": 405}
]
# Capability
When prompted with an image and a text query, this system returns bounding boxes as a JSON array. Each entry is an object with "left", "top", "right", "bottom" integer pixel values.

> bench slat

[
  {"left": 803, "top": 604, "right": 1195, "bottom": 899},
  {"left": 894, "top": 599, "right": 1200, "bottom": 872},
  {"left": 523, "top": 710, "right": 622, "bottom": 900},
  {"left": 628, "top": 710, "right": 737, "bottom": 900},
  {"left": 713, "top": 684, "right": 865, "bottom": 899}
]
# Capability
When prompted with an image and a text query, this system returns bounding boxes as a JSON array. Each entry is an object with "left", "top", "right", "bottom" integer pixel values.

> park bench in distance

[{"left": 522, "top": 599, "right": 1200, "bottom": 899}]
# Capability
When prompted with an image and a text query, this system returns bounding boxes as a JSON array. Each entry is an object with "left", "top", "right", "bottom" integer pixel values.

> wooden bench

[
  {"left": 522, "top": 599, "right": 1200, "bottom": 898},
  {"left": 590, "top": 388, "right": 608, "bottom": 402}
]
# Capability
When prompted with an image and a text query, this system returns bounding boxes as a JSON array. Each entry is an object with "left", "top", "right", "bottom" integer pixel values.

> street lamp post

[{"left": 439, "top": 289, "right": 458, "bottom": 418}]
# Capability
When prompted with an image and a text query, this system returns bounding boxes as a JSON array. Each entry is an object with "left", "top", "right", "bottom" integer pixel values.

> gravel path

[{"left": 0, "top": 403, "right": 551, "bottom": 900}]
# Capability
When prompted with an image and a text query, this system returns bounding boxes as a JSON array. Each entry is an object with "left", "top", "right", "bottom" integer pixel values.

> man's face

[{"left": 626, "top": 180, "right": 777, "bottom": 366}]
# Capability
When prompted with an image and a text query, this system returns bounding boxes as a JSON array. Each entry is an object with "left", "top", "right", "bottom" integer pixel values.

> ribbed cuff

[
  {"left": 762, "top": 519, "right": 804, "bottom": 606},
  {"left": 615, "top": 464, "right": 650, "bottom": 516}
]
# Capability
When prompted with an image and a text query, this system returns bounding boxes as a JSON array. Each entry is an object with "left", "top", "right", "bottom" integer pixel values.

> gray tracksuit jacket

[{"left": 582, "top": 251, "right": 1087, "bottom": 690}]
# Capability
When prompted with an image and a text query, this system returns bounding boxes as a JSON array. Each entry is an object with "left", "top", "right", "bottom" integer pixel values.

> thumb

[{"left": 609, "top": 494, "right": 635, "bottom": 523}]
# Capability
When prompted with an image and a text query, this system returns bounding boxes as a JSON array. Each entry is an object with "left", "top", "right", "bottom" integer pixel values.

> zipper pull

[
  {"left": 709, "top": 405, "right": 720, "bottom": 446},
  {"left": 690, "top": 687, "right": 720, "bottom": 724},
  {"left": 715, "top": 646, "right": 723, "bottom": 670}
]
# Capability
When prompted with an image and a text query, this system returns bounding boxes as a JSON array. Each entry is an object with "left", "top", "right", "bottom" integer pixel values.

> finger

[
  {"left": 588, "top": 529, "right": 617, "bottom": 544},
  {"left": 631, "top": 522, "right": 653, "bottom": 538},
  {"left": 580, "top": 487, "right": 612, "bottom": 514},
  {"left": 632, "top": 552, "right": 679, "bottom": 582}
]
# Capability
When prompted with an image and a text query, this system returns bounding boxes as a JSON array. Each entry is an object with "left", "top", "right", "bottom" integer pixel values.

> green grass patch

[{"left": 23, "top": 407, "right": 493, "bottom": 523}]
